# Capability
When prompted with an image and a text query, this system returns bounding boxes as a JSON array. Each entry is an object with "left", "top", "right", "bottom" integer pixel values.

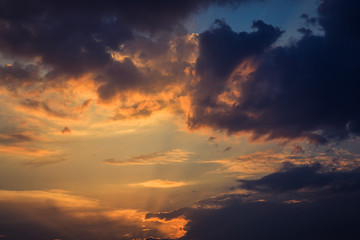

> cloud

[
  {"left": 291, "top": 144, "right": 304, "bottom": 154},
  {"left": 300, "top": 13, "right": 317, "bottom": 26},
  {"left": 174, "top": 194, "right": 360, "bottom": 240},
  {"left": 0, "top": 133, "right": 34, "bottom": 144},
  {"left": 19, "top": 99, "right": 80, "bottom": 119},
  {"left": 103, "top": 149, "right": 192, "bottom": 165},
  {"left": 187, "top": 0, "right": 360, "bottom": 144},
  {"left": 207, "top": 147, "right": 360, "bottom": 178},
  {"left": 0, "top": 190, "right": 188, "bottom": 240},
  {"left": 0, "top": 145, "right": 54, "bottom": 157},
  {"left": 194, "top": 19, "right": 283, "bottom": 93},
  {"left": 238, "top": 162, "right": 360, "bottom": 194},
  {"left": 60, "top": 126, "right": 71, "bottom": 134},
  {"left": 20, "top": 155, "right": 67, "bottom": 167},
  {"left": 192, "top": 193, "right": 248, "bottom": 209},
  {"left": 0, "top": 0, "right": 253, "bottom": 105},
  {"left": 129, "top": 179, "right": 189, "bottom": 188},
  {"left": 0, "top": 62, "right": 40, "bottom": 91},
  {"left": 3, "top": 0, "right": 358, "bottom": 140},
  {"left": 0, "top": 122, "right": 58, "bottom": 158},
  {"left": 188, "top": 19, "right": 283, "bottom": 110},
  {"left": 147, "top": 163, "right": 360, "bottom": 240},
  {"left": 111, "top": 98, "right": 168, "bottom": 120},
  {"left": 223, "top": 146, "right": 232, "bottom": 152}
]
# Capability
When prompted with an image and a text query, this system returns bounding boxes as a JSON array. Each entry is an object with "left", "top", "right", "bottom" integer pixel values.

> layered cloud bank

[
  {"left": 0, "top": 0, "right": 248, "bottom": 100},
  {"left": 0, "top": 0, "right": 359, "bottom": 144},
  {"left": 149, "top": 162, "right": 360, "bottom": 240},
  {"left": 2, "top": 161, "right": 360, "bottom": 240},
  {"left": 0, "top": 190, "right": 187, "bottom": 240}
]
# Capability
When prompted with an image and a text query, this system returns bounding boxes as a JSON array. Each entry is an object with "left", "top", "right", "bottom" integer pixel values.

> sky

[{"left": 0, "top": 0, "right": 360, "bottom": 239}]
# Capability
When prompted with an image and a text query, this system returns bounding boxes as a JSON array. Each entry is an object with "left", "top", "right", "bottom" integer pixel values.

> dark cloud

[
  {"left": 297, "top": 27, "right": 313, "bottom": 36},
  {"left": 0, "top": 62, "right": 40, "bottom": 91},
  {"left": 95, "top": 59, "right": 176, "bottom": 101},
  {"left": 0, "top": 0, "right": 255, "bottom": 101},
  {"left": 291, "top": 144, "right": 304, "bottom": 154},
  {"left": 177, "top": 194, "right": 360, "bottom": 240},
  {"left": 147, "top": 207, "right": 193, "bottom": 222},
  {"left": 187, "top": 0, "right": 360, "bottom": 144},
  {"left": 18, "top": 98, "right": 92, "bottom": 119},
  {"left": 146, "top": 194, "right": 248, "bottom": 221},
  {"left": 300, "top": 13, "right": 317, "bottom": 26},
  {"left": 191, "top": 19, "right": 283, "bottom": 100},
  {"left": 80, "top": 99, "right": 92, "bottom": 109},
  {"left": 149, "top": 163, "right": 360, "bottom": 240},
  {"left": 238, "top": 163, "right": 360, "bottom": 193},
  {"left": 20, "top": 99, "right": 69, "bottom": 118},
  {"left": 61, "top": 126, "right": 71, "bottom": 134},
  {"left": 223, "top": 146, "right": 232, "bottom": 152},
  {"left": 0, "top": 132, "right": 34, "bottom": 145},
  {"left": 193, "top": 193, "right": 247, "bottom": 208}
]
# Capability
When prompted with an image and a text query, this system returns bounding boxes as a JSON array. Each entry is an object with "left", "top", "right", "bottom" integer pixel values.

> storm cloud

[
  {"left": 0, "top": 0, "right": 255, "bottom": 101},
  {"left": 187, "top": 0, "right": 360, "bottom": 143},
  {"left": 239, "top": 162, "right": 360, "bottom": 194},
  {"left": 149, "top": 162, "right": 360, "bottom": 240},
  {"left": 177, "top": 194, "right": 360, "bottom": 240}
]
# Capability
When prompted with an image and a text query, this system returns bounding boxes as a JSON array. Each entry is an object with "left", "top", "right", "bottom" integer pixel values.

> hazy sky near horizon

[{"left": 1, "top": 0, "right": 360, "bottom": 239}]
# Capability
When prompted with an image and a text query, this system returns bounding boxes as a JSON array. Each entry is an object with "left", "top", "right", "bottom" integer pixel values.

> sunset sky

[{"left": 1, "top": 0, "right": 360, "bottom": 239}]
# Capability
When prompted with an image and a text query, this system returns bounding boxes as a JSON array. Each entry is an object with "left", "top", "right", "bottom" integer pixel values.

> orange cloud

[
  {"left": 129, "top": 179, "right": 189, "bottom": 188},
  {"left": 0, "top": 190, "right": 188, "bottom": 239},
  {"left": 145, "top": 216, "right": 188, "bottom": 239},
  {"left": 0, "top": 145, "right": 54, "bottom": 157},
  {"left": 284, "top": 199, "right": 311, "bottom": 204}
]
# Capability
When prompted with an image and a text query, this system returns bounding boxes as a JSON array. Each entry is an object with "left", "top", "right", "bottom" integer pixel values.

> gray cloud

[
  {"left": 149, "top": 162, "right": 360, "bottom": 240},
  {"left": 187, "top": 0, "right": 360, "bottom": 144},
  {"left": 0, "top": 0, "right": 255, "bottom": 102}
]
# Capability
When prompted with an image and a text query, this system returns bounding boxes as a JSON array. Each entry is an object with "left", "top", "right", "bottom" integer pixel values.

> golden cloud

[
  {"left": 0, "top": 190, "right": 188, "bottom": 239},
  {"left": 129, "top": 179, "right": 190, "bottom": 188}
]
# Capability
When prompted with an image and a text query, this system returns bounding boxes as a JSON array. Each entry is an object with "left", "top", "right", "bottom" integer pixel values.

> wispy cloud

[
  {"left": 20, "top": 155, "right": 67, "bottom": 167},
  {"left": 206, "top": 148, "right": 360, "bottom": 178},
  {"left": 129, "top": 179, "right": 190, "bottom": 188},
  {"left": 0, "top": 145, "right": 54, "bottom": 157},
  {"left": 103, "top": 149, "right": 192, "bottom": 165},
  {"left": 0, "top": 133, "right": 34, "bottom": 143},
  {"left": 223, "top": 146, "right": 232, "bottom": 152}
]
